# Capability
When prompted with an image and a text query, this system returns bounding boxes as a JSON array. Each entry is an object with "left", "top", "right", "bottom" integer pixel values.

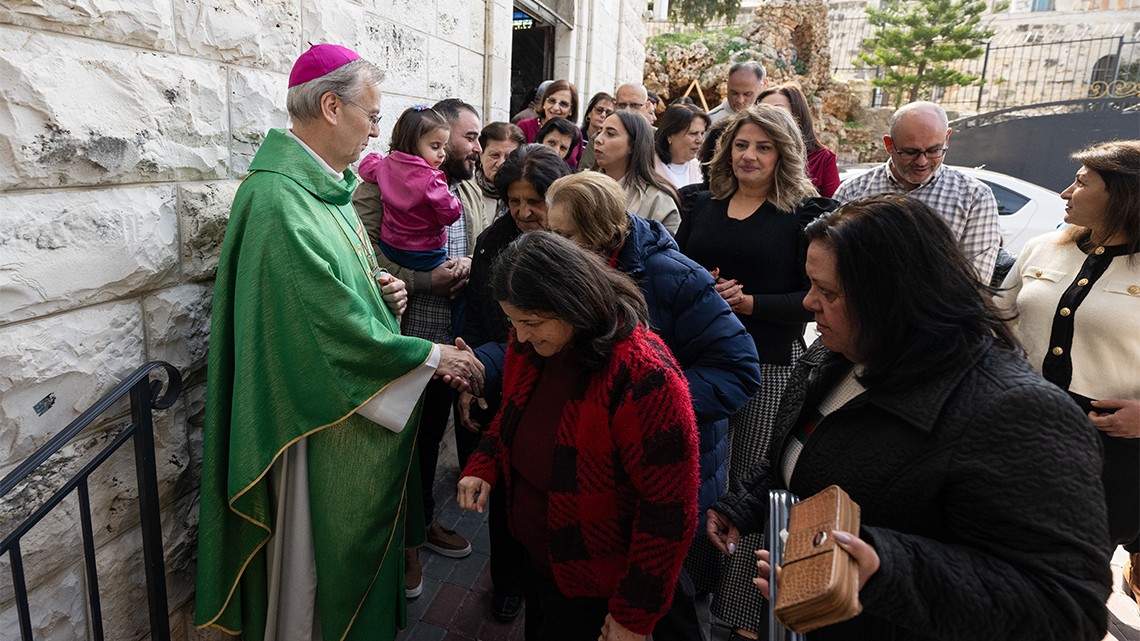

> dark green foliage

[
  {"left": 647, "top": 25, "right": 760, "bottom": 65},
  {"left": 855, "top": 0, "right": 1006, "bottom": 106},
  {"left": 1118, "top": 60, "right": 1140, "bottom": 83},
  {"left": 657, "top": 0, "right": 743, "bottom": 29}
]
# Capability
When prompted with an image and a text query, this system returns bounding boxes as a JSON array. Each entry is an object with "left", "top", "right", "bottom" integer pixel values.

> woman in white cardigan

[
  {"left": 998, "top": 139, "right": 1140, "bottom": 597},
  {"left": 592, "top": 109, "right": 682, "bottom": 234}
]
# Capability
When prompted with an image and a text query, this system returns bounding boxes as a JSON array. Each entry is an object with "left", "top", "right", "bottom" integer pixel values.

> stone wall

[
  {"left": 554, "top": 0, "right": 649, "bottom": 102},
  {"left": 0, "top": 1, "right": 479, "bottom": 636},
  {"left": 827, "top": 3, "right": 1140, "bottom": 112},
  {"left": 0, "top": 0, "right": 643, "bottom": 638}
]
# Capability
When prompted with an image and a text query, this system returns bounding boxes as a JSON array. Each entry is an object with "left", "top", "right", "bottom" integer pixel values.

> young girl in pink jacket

[{"left": 358, "top": 105, "right": 461, "bottom": 272}]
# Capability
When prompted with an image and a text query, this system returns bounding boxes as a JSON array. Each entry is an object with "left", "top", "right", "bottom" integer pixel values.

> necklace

[{"left": 321, "top": 199, "right": 396, "bottom": 333}]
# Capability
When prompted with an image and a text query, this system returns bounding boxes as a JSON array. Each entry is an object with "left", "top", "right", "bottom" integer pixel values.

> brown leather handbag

[{"left": 773, "top": 485, "right": 863, "bottom": 633}]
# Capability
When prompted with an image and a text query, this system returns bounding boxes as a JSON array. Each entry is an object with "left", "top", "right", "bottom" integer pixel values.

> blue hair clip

[{"left": 413, "top": 103, "right": 430, "bottom": 111}]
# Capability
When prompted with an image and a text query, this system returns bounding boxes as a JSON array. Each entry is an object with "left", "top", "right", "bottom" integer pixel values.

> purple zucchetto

[{"left": 288, "top": 43, "right": 361, "bottom": 87}]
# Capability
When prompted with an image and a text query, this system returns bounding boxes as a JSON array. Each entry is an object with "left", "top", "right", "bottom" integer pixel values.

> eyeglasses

[
  {"left": 893, "top": 146, "right": 947, "bottom": 160},
  {"left": 544, "top": 97, "right": 572, "bottom": 110},
  {"left": 339, "top": 96, "right": 382, "bottom": 126},
  {"left": 593, "top": 105, "right": 614, "bottom": 117},
  {"left": 615, "top": 101, "right": 646, "bottom": 111}
]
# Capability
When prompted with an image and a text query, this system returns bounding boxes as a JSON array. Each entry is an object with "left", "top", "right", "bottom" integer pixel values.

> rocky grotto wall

[
  {"left": 644, "top": 0, "right": 871, "bottom": 161},
  {"left": 0, "top": 0, "right": 649, "bottom": 638}
]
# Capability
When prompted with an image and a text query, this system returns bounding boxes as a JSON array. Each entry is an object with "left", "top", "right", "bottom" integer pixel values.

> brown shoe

[
  {"left": 424, "top": 520, "right": 472, "bottom": 558},
  {"left": 405, "top": 548, "right": 423, "bottom": 599},
  {"left": 1125, "top": 552, "right": 1140, "bottom": 606}
]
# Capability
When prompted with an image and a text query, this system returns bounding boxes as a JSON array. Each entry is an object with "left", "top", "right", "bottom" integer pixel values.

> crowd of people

[{"left": 194, "top": 43, "right": 1139, "bottom": 641}]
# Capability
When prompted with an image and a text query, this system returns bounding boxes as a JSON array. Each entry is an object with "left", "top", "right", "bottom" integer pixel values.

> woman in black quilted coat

[{"left": 706, "top": 195, "right": 1112, "bottom": 641}]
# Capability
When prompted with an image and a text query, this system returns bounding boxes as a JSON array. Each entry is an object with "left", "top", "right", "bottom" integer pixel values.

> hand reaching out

[{"left": 435, "top": 337, "right": 485, "bottom": 396}]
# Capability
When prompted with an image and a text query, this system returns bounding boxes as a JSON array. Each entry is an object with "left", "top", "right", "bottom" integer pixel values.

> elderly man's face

[
  {"left": 614, "top": 86, "right": 648, "bottom": 115},
  {"left": 441, "top": 109, "right": 482, "bottom": 182},
  {"left": 332, "top": 83, "right": 382, "bottom": 170},
  {"left": 727, "top": 70, "right": 765, "bottom": 114},
  {"left": 884, "top": 112, "right": 950, "bottom": 188}
]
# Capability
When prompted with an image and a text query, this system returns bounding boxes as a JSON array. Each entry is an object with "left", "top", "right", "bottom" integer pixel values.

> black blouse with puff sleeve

[{"left": 676, "top": 192, "right": 837, "bottom": 364}]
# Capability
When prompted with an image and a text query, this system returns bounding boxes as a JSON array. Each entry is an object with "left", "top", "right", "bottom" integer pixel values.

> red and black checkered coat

[{"left": 462, "top": 326, "right": 701, "bottom": 635}]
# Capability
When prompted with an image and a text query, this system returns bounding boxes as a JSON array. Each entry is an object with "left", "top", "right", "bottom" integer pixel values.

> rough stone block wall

[
  {"left": 0, "top": 1, "right": 490, "bottom": 638},
  {"left": 1, "top": 0, "right": 647, "bottom": 638}
]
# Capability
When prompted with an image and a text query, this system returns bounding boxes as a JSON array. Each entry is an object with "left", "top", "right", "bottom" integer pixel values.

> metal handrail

[
  {"left": 0, "top": 361, "right": 181, "bottom": 641},
  {"left": 950, "top": 97, "right": 1140, "bottom": 130}
]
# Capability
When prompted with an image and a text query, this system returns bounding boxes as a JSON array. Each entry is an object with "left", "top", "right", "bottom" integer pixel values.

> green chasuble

[{"left": 194, "top": 129, "right": 434, "bottom": 639}]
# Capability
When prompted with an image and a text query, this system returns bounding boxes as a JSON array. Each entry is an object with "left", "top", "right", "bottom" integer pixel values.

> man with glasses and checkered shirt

[{"left": 833, "top": 101, "right": 1001, "bottom": 283}]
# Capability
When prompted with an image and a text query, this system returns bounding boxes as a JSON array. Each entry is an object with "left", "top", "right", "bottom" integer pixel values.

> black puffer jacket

[{"left": 715, "top": 337, "right": 1112, "bottom": 641}]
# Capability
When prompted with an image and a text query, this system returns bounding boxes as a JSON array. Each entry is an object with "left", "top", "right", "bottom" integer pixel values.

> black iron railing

[
  {"left": 829, "top": 16, "right": 1139, "bottom": 112},
  {"left": 0, "top": 361, "right": 181, "bottom": 641}
]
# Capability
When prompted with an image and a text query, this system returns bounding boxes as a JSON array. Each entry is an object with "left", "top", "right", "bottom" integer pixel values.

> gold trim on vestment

[
  {"left": 197, "top": 346, "right": 433, "bottom": 632},
  {"left": 338, "top": 431, "right": 419, "bottom": 640},
  {"left": 321, "top": 199, "right": 395, "bottom": 334}
]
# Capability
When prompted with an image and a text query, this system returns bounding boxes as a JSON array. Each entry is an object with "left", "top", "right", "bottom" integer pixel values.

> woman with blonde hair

[{"left": 675, "top": 104, "right": 836, "bottom": 639}]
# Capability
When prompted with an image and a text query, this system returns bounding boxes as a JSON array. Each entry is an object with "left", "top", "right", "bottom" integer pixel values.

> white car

[{"left": 836, "top": 164, "right": 1067, "bottom": 255}]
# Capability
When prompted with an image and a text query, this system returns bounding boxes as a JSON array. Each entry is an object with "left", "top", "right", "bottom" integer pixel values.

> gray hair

[
  {"left": 286, "top": 58, "right": 385, "bottom": 124},
  {"left": 888, "top": 101, "right": 949, "bottom": 139},
  {"left": 729, "top": 61, "right": 766, "bottom": 84},
  {"left": 534, "top": 80, "right": 554, "bottom": 102}
]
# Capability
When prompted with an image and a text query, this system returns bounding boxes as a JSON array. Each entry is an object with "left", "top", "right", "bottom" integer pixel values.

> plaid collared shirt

[
  {"left": 401, "top": 184, "right": 468, "bottom": 343},
  {"left": 833, "top": 161, "right": 1001, "bottom": 282}
]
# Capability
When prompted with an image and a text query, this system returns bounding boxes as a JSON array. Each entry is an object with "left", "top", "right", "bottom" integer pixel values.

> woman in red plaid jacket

[{"left": 458, "top": 231, "right": 701, "bottom": 641}]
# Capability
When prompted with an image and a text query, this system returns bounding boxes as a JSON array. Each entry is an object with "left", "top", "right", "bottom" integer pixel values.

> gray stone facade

[{"left": 0, "top": 1, "right": 647, "bottom": 638}]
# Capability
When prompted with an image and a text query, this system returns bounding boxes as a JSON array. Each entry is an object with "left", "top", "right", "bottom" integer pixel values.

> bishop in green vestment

[{"left": 194, "top": 46, "right": 483, "bottom": 640}]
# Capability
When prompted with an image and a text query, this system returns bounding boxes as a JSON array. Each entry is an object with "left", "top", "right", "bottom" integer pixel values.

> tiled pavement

[
  {"left": 397, "top": 463, "right": 526, "bottom": 641},
  {"left": 402, "top": 429, "right": 1140, "bottom": 641}
]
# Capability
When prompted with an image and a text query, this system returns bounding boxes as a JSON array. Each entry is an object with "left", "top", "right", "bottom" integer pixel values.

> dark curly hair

[
  {"left": 804, "top": 194, "right": 1018, "bottom": 391},
  {"left": 493, "top": 144, "right": 574, "bottom": 199},
  {"left": 491, "top": 231, "right": 648, "bottom": 370}
]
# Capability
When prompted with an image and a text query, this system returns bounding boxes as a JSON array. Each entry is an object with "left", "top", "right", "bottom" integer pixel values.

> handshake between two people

[
  {"left": 435, "top": 337, "right": 485, "bottom": 397},
  {"left": 374, "top": 271, "right": 484, "bottom": 395}
]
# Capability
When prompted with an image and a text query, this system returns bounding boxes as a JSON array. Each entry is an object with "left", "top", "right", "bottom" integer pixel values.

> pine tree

[{"left": 855, "top": 0, "right": 1006, "bottom": 106}]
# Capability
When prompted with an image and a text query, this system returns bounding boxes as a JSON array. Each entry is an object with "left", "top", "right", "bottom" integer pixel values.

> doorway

[{"left": 510, "top": 8, "right": 554, "bottom": 118}]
